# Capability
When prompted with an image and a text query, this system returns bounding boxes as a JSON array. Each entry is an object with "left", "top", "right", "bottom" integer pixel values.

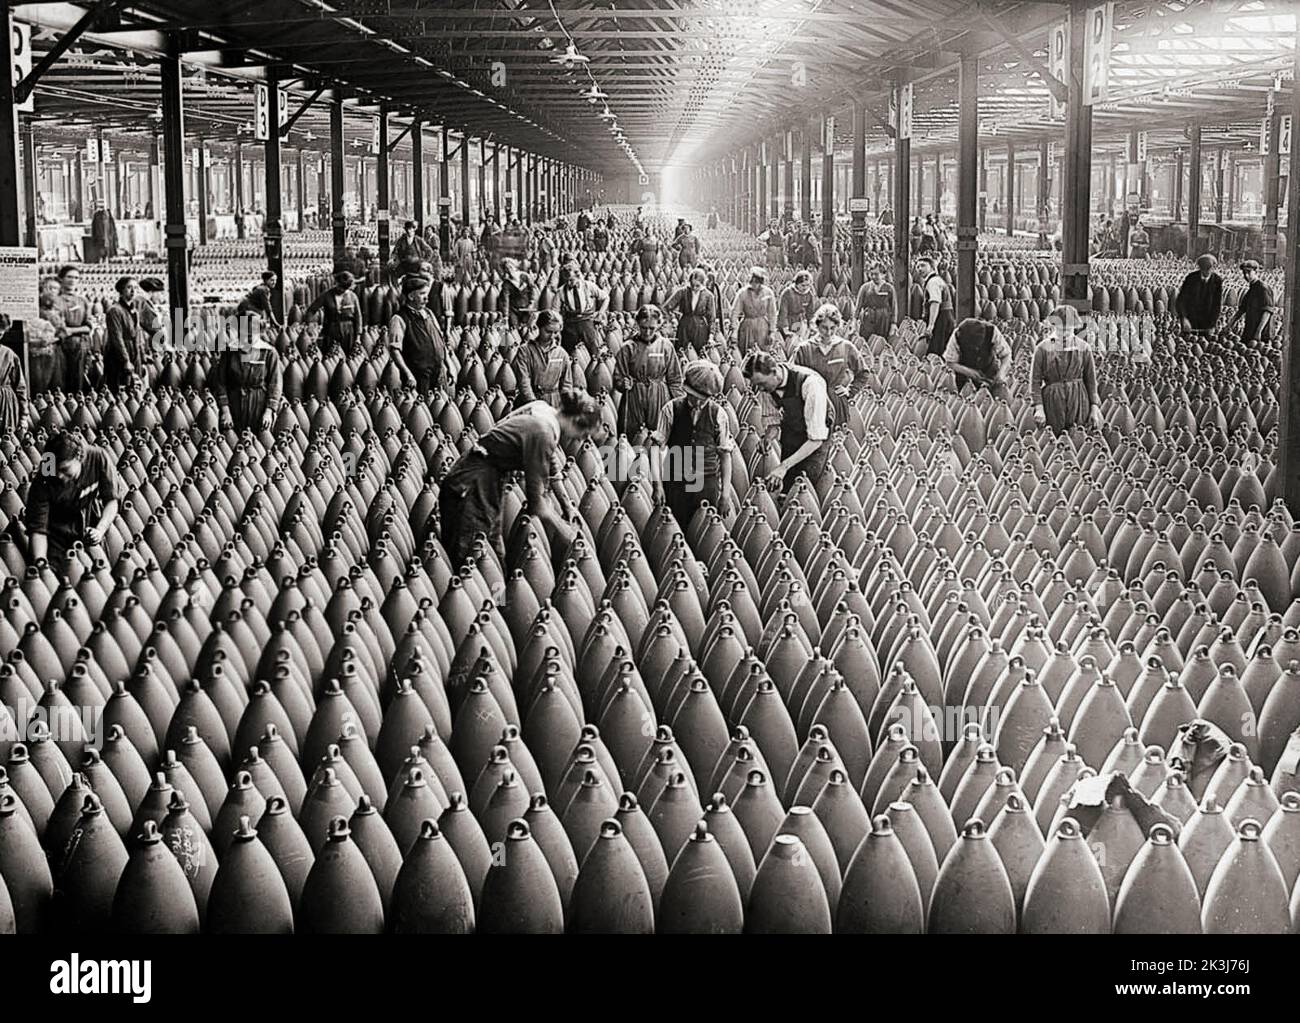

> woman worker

[
  {"left": 649, "top": 359, "right": 734, "bottom": 528},
  {"left": 612, "top": 304, "right": 684, "bottom": 446},
  {"left": 439, "top": 391, "right": 602, "bottom": 569},
  {"left": 23, "top": 429, "right": 127, "bottom": 568},
  {"left": 387, "top": 274, "right": 448, "bottom": 396},
  {"left": 1031, "top": 305, "right": 1104, "bottom": 433},
  {"left": 512, "top": 309, "right": 580, "bottom": 409},
  {"left": 304, "top": 268, "right": 364, "bottom": 356},
  {"left": 792, "top": 302, "right": 868, "bottom": 427},
  {"left": 103, "top": 276, "right": 147, "bottom": 392},
  {"left": 855, "top": 267, "right": 895, "bottom": 340},
  {"left": 661, "top": 267, "right": 716, "bottom": 355},
  {"left": 212, "top": 309, "right": 284, "bottom": 433}
]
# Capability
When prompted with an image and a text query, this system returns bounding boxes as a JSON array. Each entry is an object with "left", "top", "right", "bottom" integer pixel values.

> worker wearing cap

[
  {"left": 731, "top": 266, "right": 780, "bottom": 355},
  {"left": 304, "top": 269, "right": 364, "bottom": 356},
  {"left": 513, "top": 309, "right": 579, "bottom": 409},
  {"left": 917, "top": 256, "right": 955, "bottom": 357},
  {"left": 558, "top": 262, "right": 608, "bottom": 357},
  {"left": 650, "top": 359, "right": 734, "bottom": 527},
  {"left": 1176, "top": 254, "right": 1223, "bottom": 335},
  {"left": 242, "top": 271, "right": 284, "bottom": 333},
  {"left": 393, "top": 220, "right": 437, "bottom": 279},
  {"left": 388, "top": 275, "right": 447, "bottom": 396},
  {"left": 742, "top": 350, "right": 833, "bottom": 492},
  {"left": 1229, "top": 259, "right": 1273, "bottom": 343}
]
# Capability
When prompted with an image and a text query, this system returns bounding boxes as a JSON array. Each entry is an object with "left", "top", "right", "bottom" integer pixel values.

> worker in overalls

[
  {"left": 558, "top": 262, "right": 608, "bottom": 357},
  {"left": 649, "top": 359, "right": 734, "bottom": 529},
  {"left": 612, "top": 304, "right": 683, "bottom": 446},
  {"left": 387, "top": 275, "right": 448, "bottom": 396},
  {"left": 304, "top": 269, "right": 364, "bottom": 356},
  {"left": 512, "top": 309, "right": 579, "bottom": 408},
  {"left": 917, "top": 256, "right": 955, "bottom": 357},
  {"left": 741, "top": 350, "right": 833, "bottom": 494},
  {"left": 439, "top": 392, "right": 601, "bottom": 569},
  {"left": 23, "top": 429, "right": 127, "bottom": 569}
]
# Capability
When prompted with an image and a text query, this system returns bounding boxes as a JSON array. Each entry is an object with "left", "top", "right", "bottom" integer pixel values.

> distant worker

[
  {"left": 1228, "top": 259, "right": 1273, "bottom": 344},
  {"left": 1176, "top": 254, "right": 1224, "bottom": 335},
  {"left": 917, "top": 256, "right": 955, "bottom": 356},
  {"left": 944, "top": 315, "right": 1013, "bottom": 400},
  {"left": 304, "top": 269, "right": 364, "bottom": 356}
]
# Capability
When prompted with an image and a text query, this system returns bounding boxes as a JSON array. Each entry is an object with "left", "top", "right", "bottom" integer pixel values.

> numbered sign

[
  {"left": 1136, "top": 131, "right": 1148, "bottom": 163},
  {"left": 278, "top": 88, "right": 289, "bottom": 141},
  {"left": 890, "top": 83, "right": 913, "bottom": 140},
  {"left": 254, "top": 84, "right": 270, "bottom": 141},
  {"left": 1281, "top": 116, "right": 1293, "bottom": 158},
  {"left": 12, "top": 21, "right": 32, "bottom": 115},
  {"left": 1048, "top": 21, "right": 1070, "bottom": 120},
  {"left": 371, "top": 116, "right": 380, "bottom": 155},
  {"left": 1261, "top": 117, "right": 1270, "bottom": 157},
  {"left": 86, "top": 138, "right": 99, "bottom": 163},
  {"left": 1083, "top": 3, "right": 1114, "bottom": 106},
  {"left": 99, "top": 139, "right": 111, "bottom": 164}
]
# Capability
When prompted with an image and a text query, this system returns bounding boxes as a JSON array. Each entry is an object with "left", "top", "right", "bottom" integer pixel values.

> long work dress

[
  {"left": 512, "top": 340, "right": 576, "bottom": 408},
  {"left": 856, "top": 283, "right": 895, "bottom": 340},
  {"left": 0, "top": 345, "right": 26, "bottom": 432},
  {"left": 792, "top": 337, "right": 866, "bottom": 427},
  {"left": 1031, "top": 343, "right": 1099, "bottom": 434},
  {"left": 663, "top": 286, "right": 712, "bottom": 353},
  {"left": 613, "top": 335, "right": 683, "bottom": 444},
  {"left": 732, "top": 287, "right": 779, "bottom": 355},
  {"left": 307, "top": 287, "right": 363, "bottom": 355},
  {"left": 212, "top": 343, "right": 284, "bottom": 432},
  {"left": 104, "top": 300, "right": 144, "bottom": 391}
]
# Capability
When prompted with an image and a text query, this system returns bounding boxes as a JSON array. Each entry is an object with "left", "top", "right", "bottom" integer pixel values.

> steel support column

[
  {"left": 957, "top": 55, "right": 979, "bottom": 322},
  {"left": 932, "top": 152, "right": 941, "bottom": 214},
  {"left": 1061, "top": 2, "right": 1092, "bottom": 313},
  {"left": 979, "top": 149, "right": 988, "bottom": 234},
  {"left": 377, "top": 107, "right": 390, "bottom": 265},
  {"left": 197, "top": 139, "right": 209, "bottom": 246},
  {"left": 1038, "top": 139, "right": 1050, "bottom": 249},
  {"left": 1005, "top": 142, "right": 1016, "bottom": 236},
  {"left": 21, "top": 126, "right": 36, "bottom": 249},
  {"left": 461, "top": 135, "right": 471, "bottom": 224},
  {"left": 411, "top": 120, "right": 424, "bottom": 234},
  {"left": 821, "top": 116, "right": 835, "bottom": 293},
  {"left": 1217, "top": 146, "right": 1228, "bottom": 225},
  {"left": 893, "top": 81, "right": 910, "bottom": 325},
  {"left": 851, "top": 101, "right": 866, "bottom": 293},
  {"left": 160, "top": 47, "right": 190, "bottom": 321},
  {"left": 801, "top": 128, "right": 812, "bottom": 224},
  {"left": 1265, "top": 116, "right": 1282, "bottom": 269},
  {"left": 783, "top": 133, "right": 793, "bottom": 221},
  {"left": 492, "top": 144, "right": 501, "bottom": 222},
  {"left": 1279, "top": 14, "right": 1300, "bottom": 513},
  {"left": 1188, "top": 125, "right": 1202, "bottom": 258},
  {"left": 1174, "top": 148, "right": 1184, "bottom": 224},
  {"left": 263, "top": 71, "right": 284, "bottom": 324},
  {"left": 330, "top": 92, "right": 346, "bottom": 260}
]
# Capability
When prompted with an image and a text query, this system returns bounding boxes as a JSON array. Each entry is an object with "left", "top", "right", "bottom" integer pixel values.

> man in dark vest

[
  {"left": 741, "top": 350, "right": 833, "bottom": 494},
  {"left": 649, "top": 359, "right": 735, "bottom": 528},
  {"left": 917, "top": 256, "right": 955, "bottom": 357},
  {"left": 386, "top": 274, "right": 447, "bottom": 395},
  {"left": 944, "top": 316, "right": 1013, "bottom": 400}
]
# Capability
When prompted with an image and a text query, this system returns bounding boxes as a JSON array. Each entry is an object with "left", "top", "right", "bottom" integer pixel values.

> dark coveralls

[
  {"left": 23, "top": 444, "right": 127, "bottom": 566},
  {"left": 655, "top": 395, "right": 728, "bottom": 529},
  {"left": 777, "top": 365, "right": 833, "bottom": 485},
  {"left": 211, "top": 343, "right": 284, "bottom": 432},
  {"left": 439, "top": 406, "right": 562, "bottom": 569},
  {"left": 306, "top": 286, "right": 363, "bottom": 355},
  {"left": 925, "top": 272, "right": 956, "bottom": 357},
  {"left": 391, "top": 306, "right": 447, "bottom": 396},
  {"left": 103, "top": 300, "right": 145, "bottom": 392}
]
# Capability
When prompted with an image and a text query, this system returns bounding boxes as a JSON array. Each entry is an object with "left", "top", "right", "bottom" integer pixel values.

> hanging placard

[
  {"left": 278, "top": 88, "right": 289, "bottom": 141},
  {"left": 99, "top": 139, "right": 111, "bottom": 164},
  {"left": 371, "top": 117, "right": 381, "bottom": 155},
  {"left": 1261, "top": 117, "right": 1271, "bottom": 156},
  {"left": 12, "top": 22, "right": 33, "bottom": 115},
  {"left": 1049, "top": 21, "right": 1070, "bottom": 120},
  {"left": 1083, "top": 3, "right": 1114, "bottom": 106},
  {"left": 254, "top": 84, "right": 270, "bottom": 141},
  {"left": 890, "top": 83, "right": 913, "bottom": 140},
  {"left": 823, "top": 116, "right": 835, "bottom": 151},
  {"left": 1136, "top": 131, "right": 1148, "bottom": 163},
  {"left": 1281, "top": 115, "right": 1293, "bottom": 157}
]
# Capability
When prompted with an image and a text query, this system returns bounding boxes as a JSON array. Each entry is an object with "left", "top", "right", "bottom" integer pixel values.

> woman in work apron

[
  {"left": 613, "top": 313, "right": 683, "bottom": 445},
  {"left": 212, "top": 331, "right": 284, "bottom": 432},
  {"left": 0, "top": 344, "right": 26, "bottom": 433},
  {"left": 307, "top": 274, "right": 363, "bottom": 356}
]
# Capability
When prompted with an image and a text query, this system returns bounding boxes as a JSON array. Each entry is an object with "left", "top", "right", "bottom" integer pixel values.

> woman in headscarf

[
  {"left": 662, "top": 267, "right": 716, "bottom": 355},
  {"left": 613, "top": 304, "right": 683, "bottom": 446},
  {"left": 855, "top": 267, "right": 895, "bottom": 340},
  {"left": 103, "top": 276, "right": 146, "bottom": 392},
  {"left": 730, "top": 266, "right": 780, "bottom": 356},
  {"left": 1031, "top": 305, "right": 1103, "bottom": 434},
  {"left": 212, "top": 310, "right": 284, "bottom": 433},
  {"left": 792, "top": 302, "right": 868, "bottom": 427},
  {"left": 649, "top": 359, "right": 734, "bottom": 529},
  {"left": 304, "top": 268, "right": 364, "bottom": 356}
]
